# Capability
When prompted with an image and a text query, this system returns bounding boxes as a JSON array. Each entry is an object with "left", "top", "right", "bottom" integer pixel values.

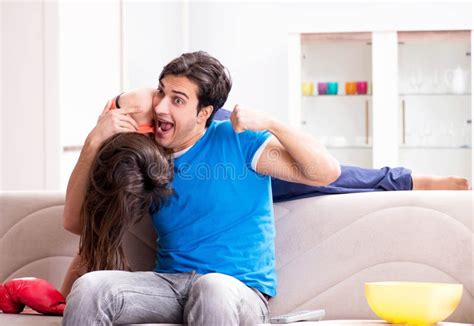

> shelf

[
  {"left": 399, "top": 93, "right": 471, "bottom": 97},
  {"left": 302, "top": 95, "right": 372, "bottom": 98},
  {"left": 399, "top": 146, "right": 471, "bottom": 149},
  {"left": 303, "top": 94, "right": 470, "bottom": 97},
  {"left": 326, "top": 145, "right": 372, "bottom": 149},
  {"left": 325, "top": 146, "right": 471, "bottom": 150}
]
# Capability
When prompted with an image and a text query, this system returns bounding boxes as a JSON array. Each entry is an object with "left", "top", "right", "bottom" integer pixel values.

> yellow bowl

[{"left": 365, "top": 282, "right": 463, "bottom": 326}]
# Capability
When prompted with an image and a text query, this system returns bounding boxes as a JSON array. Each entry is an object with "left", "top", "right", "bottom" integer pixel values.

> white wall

[
  {"left": 122, "top": 1, "right": 185, "bottom": 89},
  {"left": 0, "top": 1, "right": 60, "bottom": 190},
  {"left": 44, "top": 1, "right": 60, "bottom": 190},
  {"left": 59, "top": 2, "right": 121, "bottom": 146},
  {"left": 58, "top": 1, "right": 121, "bottom": 190},
  {"left": 1, "top": 2, "right": 47, "bottom": 190},
  {"left": 0, "top": 1, "right": 121, "bottom": 190},
  {"left": 0, "top": 2, "right": 3, "bottom": 189}
]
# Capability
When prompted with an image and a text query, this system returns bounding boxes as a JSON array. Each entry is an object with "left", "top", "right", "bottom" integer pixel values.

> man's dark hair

[{"left": 159, "top": 51, "right": 232, "bottom": 127}]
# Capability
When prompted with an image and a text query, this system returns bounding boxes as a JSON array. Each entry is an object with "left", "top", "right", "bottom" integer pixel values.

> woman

[
  {"left": 61, "top": 131, "right": 173, "bottom": 297},
  {"left": 0, "top": 132, "right": 173, "bottom": 315}
]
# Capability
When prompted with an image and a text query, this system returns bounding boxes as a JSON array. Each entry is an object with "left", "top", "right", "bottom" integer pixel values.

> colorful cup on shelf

[
  {"left": 327, "top": 82, "right": 338, "bottom": 95},
  {"left": 356, "top": 81, "right": 368, "bottom": 95},
  {"left": 345, "top": 82, "right": 357, "bottom": 95},
  {"left": 317, "top": 82, "right": 327, "bottom": 95},
  {"left": 301, "top": 81, "right": 314, "bottom": 96}
]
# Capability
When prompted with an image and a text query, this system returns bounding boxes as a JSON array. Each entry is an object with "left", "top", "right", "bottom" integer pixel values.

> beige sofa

[{"left": 0, "top": 191, "right": 473, "bottom": 325}]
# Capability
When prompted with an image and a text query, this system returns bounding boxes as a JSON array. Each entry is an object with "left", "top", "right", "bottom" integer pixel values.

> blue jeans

[
  {"left": 62, "top": 271, "right": 269, "bottom": 325},
  {"left": 213, "top": 109, "right": 413, "bottom": 203}
]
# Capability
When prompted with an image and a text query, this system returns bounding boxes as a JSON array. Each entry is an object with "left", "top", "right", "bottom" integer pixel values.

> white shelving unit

[{"left": 288, "top": 30, "right": 472, "bottom": 182}]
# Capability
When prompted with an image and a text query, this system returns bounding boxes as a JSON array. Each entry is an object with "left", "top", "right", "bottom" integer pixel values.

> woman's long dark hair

[{"left": 79, "top": 133, "right": 173, "bottom": 272}]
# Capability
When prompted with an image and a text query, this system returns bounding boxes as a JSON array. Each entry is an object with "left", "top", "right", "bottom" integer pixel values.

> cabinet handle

[
  {"left": 365, "top": 100, "right": 369, "bottom": 145},
  {"left": 402, "top": 99, "right": 406, "bottom": 145}
]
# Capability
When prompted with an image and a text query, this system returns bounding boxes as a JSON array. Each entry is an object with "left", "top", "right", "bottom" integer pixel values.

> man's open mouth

[{"left": 156, "top": 119, "right": 174, "bottom": 136}]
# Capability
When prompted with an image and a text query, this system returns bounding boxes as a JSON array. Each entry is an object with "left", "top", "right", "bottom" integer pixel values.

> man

[
  {"left": 63, "top": 51, "right": 341, "bottom": 325},
  {"left": 62, "top": 51, "right": 468, "bottom": 325}
]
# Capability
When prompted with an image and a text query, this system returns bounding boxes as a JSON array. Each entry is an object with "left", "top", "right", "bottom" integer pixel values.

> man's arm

[
  {"left": 230, "top": 105, "right": 341, "bottom": 186},
  {"left": 63, "top": 91, "right": 153, "bottom": 234}
]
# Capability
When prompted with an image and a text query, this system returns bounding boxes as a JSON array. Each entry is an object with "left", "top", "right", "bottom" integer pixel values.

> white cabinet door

[
  {"left": 290, "top": 32, "right": 374, "bottom": 169},
  {"left": 397, "top": 31, "right": 472, "bottom": 181}
]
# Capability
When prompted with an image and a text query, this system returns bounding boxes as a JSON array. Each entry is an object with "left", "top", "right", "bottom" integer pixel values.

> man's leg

[
  {"left": 272, "top": 165, "right": 413, "bottom": 202},
  {"left": 184, "top": 273, "right": 269, "bottom": 326},
  {"left": 63, "top": 270, "right": 198, "bottom": 325},
  {"left": 272, "top": 166, "right": 470, "bottom": 202},
  {"left": 412, "top": 175, "right": 470, "bottom": 190}
]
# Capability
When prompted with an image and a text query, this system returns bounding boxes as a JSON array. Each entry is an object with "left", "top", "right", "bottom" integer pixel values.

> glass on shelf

[
  {"left": 401, "top": 120, "right": 470, "bottom": 149},
  {"left": 445, "top": 65, "right": 470, "bottom": 94},
  {"left": 301, "top": 81, "right": 372, "bottom": 96},
  {"left": 402, "top": 66, "right": 471, "bottom": 95},
  {"left": 301, "top": 81, "right": 314, "bottom": 96},
  {"left": 431, "top": 68, "right": 443, "bottom": 94},
  {"left": 408, "top": 67, "right": 424, "bottom": 93},
  {"left": 401, "top": 65, "right": 471, "bottom": 95},
  {"left": 402, "top": 119, "right": 472, "bottom": 149}
]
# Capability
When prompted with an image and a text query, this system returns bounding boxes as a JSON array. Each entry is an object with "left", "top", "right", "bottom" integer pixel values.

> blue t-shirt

[{"left": 151, "top": 120, "right": 276, "bottom": 297}]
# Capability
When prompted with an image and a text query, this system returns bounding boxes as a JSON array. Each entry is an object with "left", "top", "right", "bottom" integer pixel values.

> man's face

[{"left": 152, "top": 75, "right": 208, "bottom": 152}]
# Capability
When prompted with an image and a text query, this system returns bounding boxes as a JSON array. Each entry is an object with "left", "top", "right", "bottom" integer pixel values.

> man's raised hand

[{"left": 230, "top": 104, "right": 273, "bottom": 133}]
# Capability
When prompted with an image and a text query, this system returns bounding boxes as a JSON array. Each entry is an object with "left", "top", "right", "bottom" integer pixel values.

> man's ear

[{"left": 197, "top": 105, "right": 213, "bottom": 123}]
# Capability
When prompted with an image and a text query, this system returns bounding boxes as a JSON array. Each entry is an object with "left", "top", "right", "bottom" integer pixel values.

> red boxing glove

[{"left": 0, "top": 277, "right": 66, "bottom": 315}]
